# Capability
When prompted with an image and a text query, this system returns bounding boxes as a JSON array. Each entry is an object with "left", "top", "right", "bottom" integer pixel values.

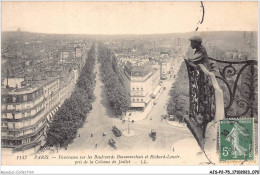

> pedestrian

[
  {"left": 91, "top": 133, "right": 93, "bottom": 137},
  {"left": 79, "top": 134, "right": 80, "bottom": 137},
  {"left": 95, "top": 143, "right": 98, "bottom": 148},
  {"left": 188, "top": 36, "right": 211, "bottom": 71}
]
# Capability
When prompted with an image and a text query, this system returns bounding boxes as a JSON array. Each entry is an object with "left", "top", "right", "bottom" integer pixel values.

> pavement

[
  {"left": 166, "top": 119, "right": 187, "bottom": 128},
  {"left": 63, "top": 50, "right": 194, "bottom": 152},
  {"left": 37, "top": 49, "right": 207, "bottom": 165},
  {"left": 127, "top": 98, "right": 153, "bottom": 121},
  {"left": 125, "top": 57, "right": 184, "bottom": 123},
  {"left": 171, "top": 138, "right": 209, "bottom": 164},
  {"left": 122, "top": 130, "right": 135, "bottom": 137}
]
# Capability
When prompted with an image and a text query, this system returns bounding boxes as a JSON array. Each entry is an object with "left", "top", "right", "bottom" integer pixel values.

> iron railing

[
  {"left": 208, "top": 57, "right": 258, "bottom": 120},
  {"left": 185, "top": 59, "right": 225, "bottom": 138},
  {"left": 185, "top": 57, "right": 257, "bottom": 150}
]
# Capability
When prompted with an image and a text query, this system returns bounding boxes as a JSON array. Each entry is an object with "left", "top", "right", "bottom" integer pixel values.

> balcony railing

[
  {"left": 184, "top": 57, "right": 257, "bottom": 148},
  {"left": 208, "top": 57, "right": 258, "bottom": 121},
  {"left": 184, "top": 59, "right": 225, "bottom": 148}
]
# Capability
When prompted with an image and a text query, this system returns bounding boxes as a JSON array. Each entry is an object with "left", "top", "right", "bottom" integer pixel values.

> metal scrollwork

[
  {"left": 221, "top": 65, "right": 236, "bottom": 79},
  {"left": 208, "top": 57, "right": 258, "bottom": 120},
  {"left": 185, "top": 60, "right": 215, "bottom": 134},
  {"left": 236, "top": 99, "right": 248, "bottom": 108}
]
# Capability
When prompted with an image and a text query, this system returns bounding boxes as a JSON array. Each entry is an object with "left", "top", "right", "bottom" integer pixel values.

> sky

[{"left": 1, "top": 1, "right": 258, "bottom": 34}]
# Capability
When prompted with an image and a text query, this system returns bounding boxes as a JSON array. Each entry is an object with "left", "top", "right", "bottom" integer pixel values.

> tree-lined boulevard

[
  {"left": 45, "top": 44, "right": 96, "bottom": 147},
  {"left": 47, "top": 43, "right": 203, "bottom": 158}
]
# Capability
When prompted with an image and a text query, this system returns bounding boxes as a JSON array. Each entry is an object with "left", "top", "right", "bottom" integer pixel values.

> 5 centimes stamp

[
  {"left": 219, "top": 118, "right": 254, "bottom": 162},
  {"left": 1, "top": 2, "right": 258, "bottom": 173}
]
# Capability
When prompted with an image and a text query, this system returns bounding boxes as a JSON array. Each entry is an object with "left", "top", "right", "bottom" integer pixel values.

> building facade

[
  {"left": 1, "top": 70, "right": 77, "bottom": 152},
  {"left": 119, "top": 60, "right": 160, "bottom": 110},
  {"left": 160, "top": 59, "right": 171, "bottom": 80},
  {"left": 75, "top": 47, "right": 82, "bottom": 58},
  {"left": 59, "top": 48, "right": 75, "bottom": 63}
]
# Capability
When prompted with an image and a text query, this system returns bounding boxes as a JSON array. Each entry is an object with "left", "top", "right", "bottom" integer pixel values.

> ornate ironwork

[
  {"left": 185, "top": 60, "right": 215, "bottom": 134},
  {"left": 208, "top": 57, "right": 258, "bottom": 120}
]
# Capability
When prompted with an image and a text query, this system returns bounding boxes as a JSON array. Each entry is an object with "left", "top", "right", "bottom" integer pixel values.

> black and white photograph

[{"left": 1, "top": 1, "right": 259, "bottom": 174}]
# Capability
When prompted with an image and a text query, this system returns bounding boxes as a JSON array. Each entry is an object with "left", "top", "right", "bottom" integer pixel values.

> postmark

[{"left": 219, "top": 118, "right": 254, "bottom": 162}]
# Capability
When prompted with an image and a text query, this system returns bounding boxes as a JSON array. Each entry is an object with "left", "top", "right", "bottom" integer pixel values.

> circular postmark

[{"left": 203, "top": 118, "right": 254, "bottom": 165}]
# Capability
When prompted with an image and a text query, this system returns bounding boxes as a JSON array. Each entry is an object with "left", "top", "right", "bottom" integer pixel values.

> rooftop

[
  {"left": 125, "top": 60, "right": 152, "bottom": 77},
  {"left": 2, "top": 76, "right": 59, "bottom": 95}
]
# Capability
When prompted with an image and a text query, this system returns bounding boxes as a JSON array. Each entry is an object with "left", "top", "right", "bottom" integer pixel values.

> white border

[
  {"left": 1, "top": 165, "right": 260, "bottom": 175},
  {"left": 0, "top": 0, "right": 259, "bottom": 174}
]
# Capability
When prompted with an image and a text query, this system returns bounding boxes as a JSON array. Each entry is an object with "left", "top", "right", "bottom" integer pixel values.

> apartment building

[
  {"left": 119, "top": 59, "right": 160, "bottom": 110},
  {"left": 1, "top": 70, "right": 77, "bottom": 152}
]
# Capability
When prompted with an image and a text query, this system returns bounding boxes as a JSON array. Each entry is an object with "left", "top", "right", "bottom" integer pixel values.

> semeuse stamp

[{"left": 219, "top": 118, "right": 254, "bottom": 162}]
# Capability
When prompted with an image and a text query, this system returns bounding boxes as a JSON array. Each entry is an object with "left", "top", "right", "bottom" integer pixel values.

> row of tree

[
  {"left": 97, "top": 43, "right": 130, "bottom": 117},
  {"left": 45, "top": 44, "right": 96, "bottom": 147},
  {"left": 166, "top": 61, "right": 189, "bottom": 121}
]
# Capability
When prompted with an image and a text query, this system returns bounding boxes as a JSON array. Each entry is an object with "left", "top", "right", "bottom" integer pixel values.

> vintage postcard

[{"left": 1, "top": 1, "right": 259, "bottom": 173}]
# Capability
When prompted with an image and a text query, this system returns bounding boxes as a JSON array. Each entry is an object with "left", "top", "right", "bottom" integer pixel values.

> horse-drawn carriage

[{"left": 112, "top": 126, "right": 122, "bottom": 137}]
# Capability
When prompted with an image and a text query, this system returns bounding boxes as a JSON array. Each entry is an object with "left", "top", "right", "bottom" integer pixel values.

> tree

[
  {"left": 167, "top": 61, "right": 189, "bottom": 119},
  {"left": 97, "top": 43, "right": 130, "bottom": 117},
  {"left": 46, "top": 42, "right": 97, "bottom": 147}
]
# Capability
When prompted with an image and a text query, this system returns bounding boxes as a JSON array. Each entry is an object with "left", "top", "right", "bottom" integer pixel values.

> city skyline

[
  {"left": 1, "top": 1, "right": 259, "bottom": 171},
  {"left": 2, "top": 1, "right": 258, "bottom": 35}
]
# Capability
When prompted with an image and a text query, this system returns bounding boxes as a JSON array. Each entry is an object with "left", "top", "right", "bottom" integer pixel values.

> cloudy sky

[{"left": 1, "top": 1, "right": 258, "bottom": 34}]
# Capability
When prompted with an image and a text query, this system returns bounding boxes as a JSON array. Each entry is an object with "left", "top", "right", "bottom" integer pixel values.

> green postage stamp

[{"left": 219, "top": 118, "right": 254, "bottom": 162}]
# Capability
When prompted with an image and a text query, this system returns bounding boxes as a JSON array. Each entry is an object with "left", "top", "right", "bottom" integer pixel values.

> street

[
  {"left": 48, "top": 45, "right": 209, "bottom": 166},
  {"left": 62, "top": 46, "right": 196, "bottom": 153},
  {"left": 67, "top": 45, "right": 123, "bottom": 151},
  {"left": 31, "top": 45, "right": 209, "bottom": 165}
]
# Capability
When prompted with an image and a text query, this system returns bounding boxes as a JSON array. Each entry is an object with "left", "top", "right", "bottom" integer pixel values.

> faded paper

[{"left": 1, "top": 1, "right": 258, "bottom": 166}]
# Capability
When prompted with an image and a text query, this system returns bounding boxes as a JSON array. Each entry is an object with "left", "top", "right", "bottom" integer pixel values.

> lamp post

[
  {"left": 125, "top": 112, "right": 131, "bottom": 134},
  {"left": 122, "top": 111, "right": 135, "bottom": 137}
]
